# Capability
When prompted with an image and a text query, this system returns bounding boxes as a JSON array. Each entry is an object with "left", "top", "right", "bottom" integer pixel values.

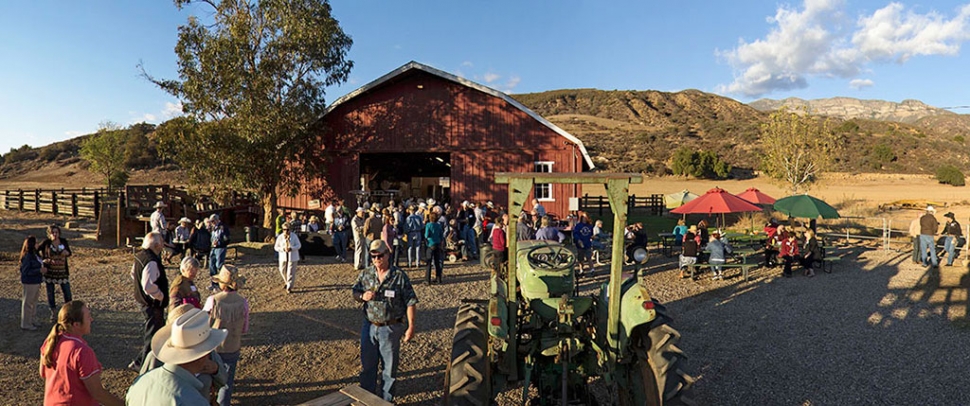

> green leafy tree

[
  {"left": 80, "top": 122, "right": 129, "bottom": 191},
  {"left": 760, "top": 108, "right": 841, "bottom": 195},
  {"left": 670, "top": 147, "right": 731, "bottom": 179},
  {"left": 936, "top": 164, "right": 965, "bottom": 186},
  {"left": 145, "top": 0, "right": 353, "bottom": 228}
]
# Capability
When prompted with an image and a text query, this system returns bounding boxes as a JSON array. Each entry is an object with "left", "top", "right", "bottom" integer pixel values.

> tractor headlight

[{"left": 633, "top": 247, "right": 649, "bottom": 264}]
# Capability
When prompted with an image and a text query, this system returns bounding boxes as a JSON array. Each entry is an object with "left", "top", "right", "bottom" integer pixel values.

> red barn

[{"left": 280, "top": 61, "right": 594, "bottom": 217}]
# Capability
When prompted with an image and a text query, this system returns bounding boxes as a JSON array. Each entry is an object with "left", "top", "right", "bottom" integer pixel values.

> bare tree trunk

[{"left": 262, "top": 189, "right": 277, "bottom": 230}]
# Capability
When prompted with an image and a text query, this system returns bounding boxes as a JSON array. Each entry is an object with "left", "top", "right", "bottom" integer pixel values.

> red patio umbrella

[
  {"left": 670, "top": 187, "right": 764, "bottom": 228},
  {"left": 736, "top": 187, "right": 776, "bottom": 205}
]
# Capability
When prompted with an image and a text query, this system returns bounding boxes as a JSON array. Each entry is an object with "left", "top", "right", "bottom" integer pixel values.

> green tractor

[{"left": 445, "top": 173, "right": 693, "bottom": 405}]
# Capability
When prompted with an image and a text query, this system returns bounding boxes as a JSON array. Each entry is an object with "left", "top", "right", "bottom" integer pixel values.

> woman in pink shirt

[{"left": 39, "top": 300, "right": 123, "bottom": 406}]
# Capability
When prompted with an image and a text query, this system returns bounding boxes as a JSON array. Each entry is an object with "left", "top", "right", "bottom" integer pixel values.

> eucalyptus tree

[{"left": 147, "top": 0, "right": 352, "bottom": 227}]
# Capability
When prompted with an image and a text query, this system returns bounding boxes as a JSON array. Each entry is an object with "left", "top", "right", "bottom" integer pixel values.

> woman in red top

[
  {"left": 39, "top": 300, "right": 123, "bottom": 406},
  {"left": 490, "top": 214, "right": 509, "bottom": 266},
  {"left": 779, "top": 233, "right": 800, "bottom": 278}
]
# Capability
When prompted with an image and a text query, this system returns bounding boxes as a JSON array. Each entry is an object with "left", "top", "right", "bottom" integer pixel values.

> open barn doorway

[{"left": 359, "top": 152, "right": 451, "bottom": 205}]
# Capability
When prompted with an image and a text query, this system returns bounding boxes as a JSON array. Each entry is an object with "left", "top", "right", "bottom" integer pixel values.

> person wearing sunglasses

[{"left": 351, "top": 239, "right": 418, "bottom": 402}]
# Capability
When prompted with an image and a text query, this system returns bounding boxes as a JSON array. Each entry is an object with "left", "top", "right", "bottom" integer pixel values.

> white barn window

[{"left": 534, "top": 161, "right": 554, "bottom": 201}]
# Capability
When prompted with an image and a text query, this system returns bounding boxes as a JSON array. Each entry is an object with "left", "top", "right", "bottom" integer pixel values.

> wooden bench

[
  {"left": 819, "top": 256, "right": 842, "bottom": 273},
  {"left": 295, "top": 384, "right": 392, "bottom": 406},
  {"left": 686, "top": 263, "right": 758, "bottom": 280}
]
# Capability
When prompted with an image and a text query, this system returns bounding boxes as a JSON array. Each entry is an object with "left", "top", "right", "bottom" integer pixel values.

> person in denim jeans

[
  {"left": 919, "top": 206, "right": 940, "bottom": 268},
  {"left": 405, "top": 206, "right": 425, "bottom": 268},
  {"left": 331, "top": 207, "right": 351, "bottom": 262},
  {"left": 208, "top": 214, "right": 231, "bottom": 291},
  {"left": 941, "top": 212, "right": 962, "bottom": 266},
  {"left": 352, "top": 240, "right": 418, "bottom": 402}
]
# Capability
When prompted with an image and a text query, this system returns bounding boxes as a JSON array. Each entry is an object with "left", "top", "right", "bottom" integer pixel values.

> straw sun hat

[{"left": 151, "top": 308, "right": 227, "bottom": 365}]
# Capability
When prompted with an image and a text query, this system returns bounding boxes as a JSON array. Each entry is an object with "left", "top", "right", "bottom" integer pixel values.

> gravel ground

[{"left": 3, "top": 211, "right": 970, "bottom": 405}]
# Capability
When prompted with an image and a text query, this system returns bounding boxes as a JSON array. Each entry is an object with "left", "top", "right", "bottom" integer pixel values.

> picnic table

[{"left": 658, "top": 232, "right": 678, "bottom": 257}]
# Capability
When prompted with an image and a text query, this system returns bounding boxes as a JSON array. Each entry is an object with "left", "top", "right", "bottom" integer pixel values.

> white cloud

[
  {"left": 130, "top": 113, "right": 156, "bottom": 124},
  {"left": 504, "top": 76, "right": 521, "bottom": 91},
  {"left": 461, "top": 61, "right": 474, "bottom": 67},
  {"left": 162, "top": 101, "right": 184, "bottom": 119},
  {"left": 483, "top": 72, "right": 500, "bottom": 83},
  {"left": 849, "top": 78, "right": 874, "bottom": 89},
  {"left": 718, "top": 1, "right": 970, "bottom": 97}
]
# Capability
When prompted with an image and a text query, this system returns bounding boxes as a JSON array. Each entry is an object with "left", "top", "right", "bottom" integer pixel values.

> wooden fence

[
  {"left": 0, "top": 188, "right": 108, "bottom": 219},
  {"left": 579, "top": 193, "right": 664, "bottom": 217}
]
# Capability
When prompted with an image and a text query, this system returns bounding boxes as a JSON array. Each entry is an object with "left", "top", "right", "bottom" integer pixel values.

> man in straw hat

[
  {"left": 919, "top": 205, "right": 940, "bottom": 269},
  {"left": 127, "top": 308, "right": 228, "bottom": 406},
  {"left": 352, "top": 240, "right": 418, "bottom": 402},
  {"left": 139, "top": 304, "right": 228, "bottom": 402},
  {"left": 204, "top": 265, "right": 250, "bottom": 406},
  {"left": 275, "top": 222, "right": 301, "bottom": 293},
  {"left": 150, "top": 201, "right": 168, "bottom": 238}
]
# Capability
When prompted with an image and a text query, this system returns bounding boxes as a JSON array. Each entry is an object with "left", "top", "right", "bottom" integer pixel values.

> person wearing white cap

[
  {"left": 126, "top": 308, "right": 228, "bottom": 406},
  {"left": 171, "top": 217, "right": 193, "bottom": 264},
  {"left": 275, "top": 222, "right": 301, "bottom": 293},
  {"left": 919, "top": 205, "right": 940, "bottom": 268},
  {"left": 352, "top": 207, "right": 368, "bottom": 269},
  {"left": 150, "top": 201, "right": 168, "bottom": 239}
]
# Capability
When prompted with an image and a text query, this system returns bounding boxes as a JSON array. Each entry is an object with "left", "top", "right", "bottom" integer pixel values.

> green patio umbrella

[{"left": 773, "top": 194, "right": 840, "bottom": 219}]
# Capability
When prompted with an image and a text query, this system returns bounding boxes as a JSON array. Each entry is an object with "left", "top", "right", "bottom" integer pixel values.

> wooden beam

[{"left": 495, "top": 172, "right": 642, "bottom": 185}]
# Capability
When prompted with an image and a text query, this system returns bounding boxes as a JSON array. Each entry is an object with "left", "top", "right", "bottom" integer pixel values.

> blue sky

[{"left": 2, "top": 0, "right": 970, "bottom": 155}]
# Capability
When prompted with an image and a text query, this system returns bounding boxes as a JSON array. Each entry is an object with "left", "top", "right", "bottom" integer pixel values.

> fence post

[
  {"left": 51, "top": 190, "right": 58, "bottom": 215},
  {"left": 72, "top": 193, "right": 78, "bottom": 217},
  {"left": 94, "top": 191, "right": 100, "bottom": 219},
  {"left": 117, "top": 194, "right": 124, "bottom": 248},
  {"left": 34, "top": 189, "right": 40, "bottom": 213},
  {"left": 18, "top": 189, "right": 24, "bottom": 211}
]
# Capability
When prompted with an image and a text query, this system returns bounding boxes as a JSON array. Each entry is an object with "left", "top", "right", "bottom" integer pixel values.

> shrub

[
  {"left": 670, "top": 147, "right": 731, "bottom": 179},
  {"left": 954, "top": 135, "right": 965, "bottom": 143},
  {"left": 2, "top": 145, "right": 36, "bottom": 165},
  {"left": 936, "top": 164, "right": 965, "bottom": 186}
]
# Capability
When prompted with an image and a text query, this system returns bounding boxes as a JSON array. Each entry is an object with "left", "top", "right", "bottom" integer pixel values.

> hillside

[
  {"left": 3, "top": 91, "right": 970, "bottom": 187},
  {"left": 513, "top": 89, "right": 970, "bottom": 174},
  {"left": 748, "top": 97, "right": 952, "bottom": 124}
]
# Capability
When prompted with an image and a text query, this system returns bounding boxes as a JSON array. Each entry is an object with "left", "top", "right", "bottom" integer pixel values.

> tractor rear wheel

[
  {"left": 444, "top": 303, "right": 491, "bottom": 406},
  {"left": 618, "top": 308, "right": 694, "bottom": 406}
]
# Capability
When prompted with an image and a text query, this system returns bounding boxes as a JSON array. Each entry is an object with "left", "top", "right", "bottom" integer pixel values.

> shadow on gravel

[
  {"left": 664, "top": 243, "right": 970, "bottom": 405},
  {"left": 246, "top": 306, "right": 461, "bottom": 347}
]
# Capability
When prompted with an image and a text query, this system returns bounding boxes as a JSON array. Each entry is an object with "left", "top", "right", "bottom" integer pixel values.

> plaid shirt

[{"left": 352, "top": 265, "right": 418, "bottom": 324}]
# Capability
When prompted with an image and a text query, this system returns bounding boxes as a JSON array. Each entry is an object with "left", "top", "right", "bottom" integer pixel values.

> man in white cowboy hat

[
  {"left": 919, "top": 205, "right": 940, "bottom": 269},
  {"left": 150, "top": 201, "right": 168, "bottom": 238},
  {"left": 275, "top": 222, "right": 301, "bottom": 293},
  {"left": 127, "top": 308, "right": 228, "bottom": 406},
  {"left": 352, "top": 240, "right": 418, "bottom": 402}
]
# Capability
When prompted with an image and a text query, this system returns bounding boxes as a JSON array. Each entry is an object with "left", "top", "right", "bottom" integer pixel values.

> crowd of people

[{"left": 20, "top": 225, "right": 250, "bottom": 405}]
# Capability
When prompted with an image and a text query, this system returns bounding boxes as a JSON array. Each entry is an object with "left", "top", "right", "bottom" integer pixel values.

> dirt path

[{"left": 3, "top": 210, "right": 970, "bottom": 404}]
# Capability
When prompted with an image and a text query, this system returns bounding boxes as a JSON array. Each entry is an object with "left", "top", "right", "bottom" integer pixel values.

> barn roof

[{"left": 326, "top": 61, "right": 596, "bottom": 170}]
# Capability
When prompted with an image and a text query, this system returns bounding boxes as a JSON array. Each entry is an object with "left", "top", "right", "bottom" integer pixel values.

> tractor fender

[{"left": 617, "top": 278, "right": 657, "bottom": 358}]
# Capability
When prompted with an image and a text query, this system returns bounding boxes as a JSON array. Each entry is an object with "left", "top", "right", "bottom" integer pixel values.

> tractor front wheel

[
  {"left": 444, "top": 303, "right": 491, "bottom": 406},
  {"left": 618, "top": 312, "right": 694, "bottom": 406}
]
